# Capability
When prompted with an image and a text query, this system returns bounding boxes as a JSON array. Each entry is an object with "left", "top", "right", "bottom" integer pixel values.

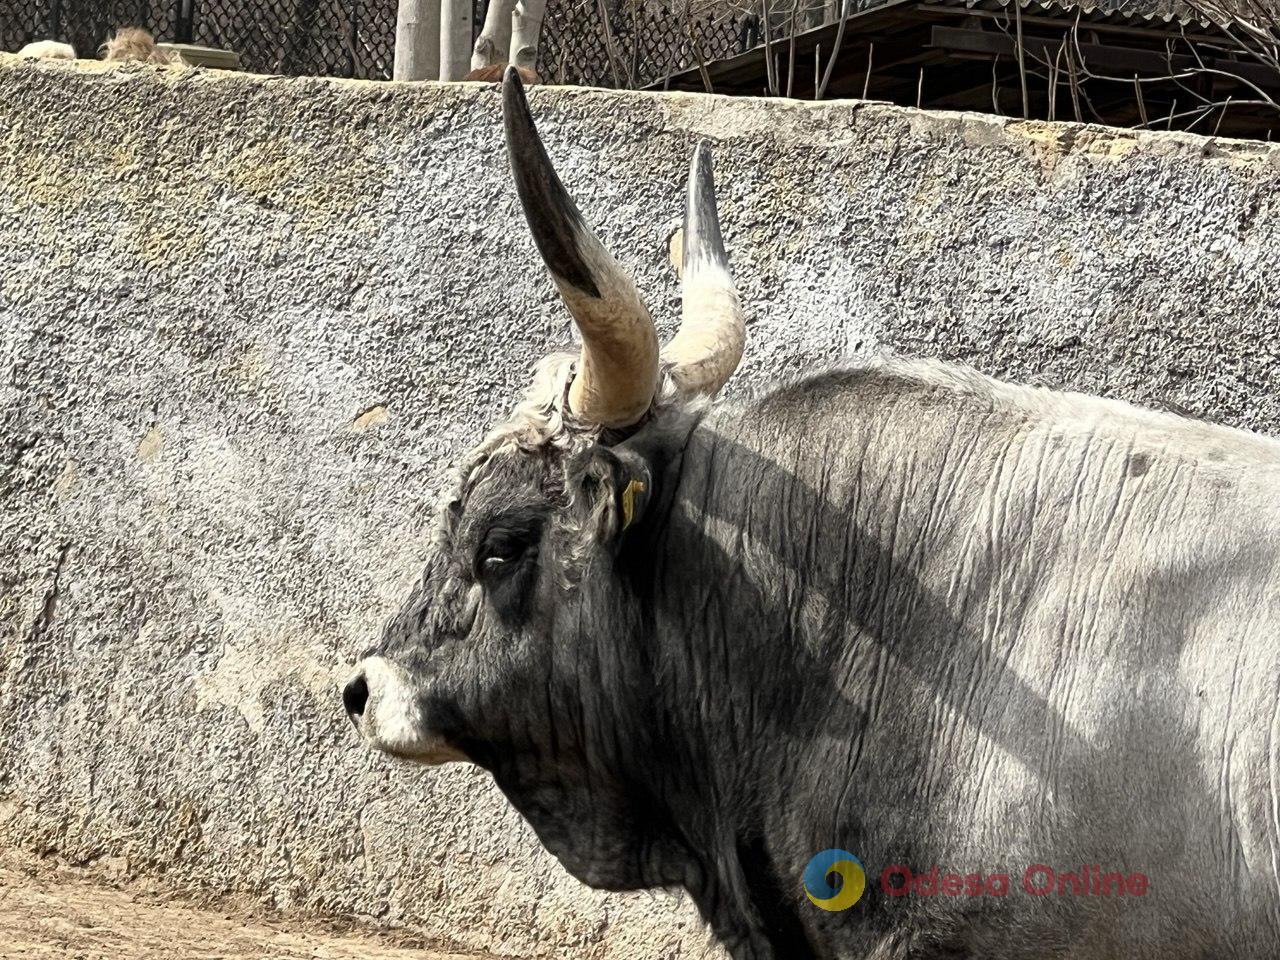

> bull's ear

[{"left": 579, "top": 445, "right": 653, "bottom": 547}]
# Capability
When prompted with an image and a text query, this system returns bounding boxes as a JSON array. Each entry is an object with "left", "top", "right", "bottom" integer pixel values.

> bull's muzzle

[{"left": 342, "top": 656, "right": 466, "bottom": 765}]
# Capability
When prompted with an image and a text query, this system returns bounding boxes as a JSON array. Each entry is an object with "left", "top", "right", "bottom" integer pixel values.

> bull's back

[{"left": 717, "top": 364, "right": 1280, "bottom": 956}]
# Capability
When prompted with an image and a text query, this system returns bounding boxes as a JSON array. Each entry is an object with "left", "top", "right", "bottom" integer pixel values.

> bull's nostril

[{"left": 343, "top": 674, "right": 370, "bottom": 723}]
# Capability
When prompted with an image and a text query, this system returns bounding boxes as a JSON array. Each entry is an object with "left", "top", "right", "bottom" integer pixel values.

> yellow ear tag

[{"left": 621, "top": 479, "right": 646, "bottom": 531}]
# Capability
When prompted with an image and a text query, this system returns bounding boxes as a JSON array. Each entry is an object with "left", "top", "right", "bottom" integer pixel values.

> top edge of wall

[{"left": 4, "top": 50, "right": 1280, "bottom": 165}]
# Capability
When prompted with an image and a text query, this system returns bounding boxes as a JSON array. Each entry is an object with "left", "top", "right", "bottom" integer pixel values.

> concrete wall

[{"left": 2, "top": 55, "right": 1278, "bottom": 958}]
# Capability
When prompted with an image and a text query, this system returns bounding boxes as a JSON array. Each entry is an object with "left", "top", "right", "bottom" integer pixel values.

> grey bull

[{"left": 343, "top": 68, "right": 1280, "bottom": 959}]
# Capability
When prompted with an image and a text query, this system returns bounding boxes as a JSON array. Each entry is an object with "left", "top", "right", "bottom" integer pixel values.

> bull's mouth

[{"left": 342, "top": 656, "right": 467, "bottom": 765}]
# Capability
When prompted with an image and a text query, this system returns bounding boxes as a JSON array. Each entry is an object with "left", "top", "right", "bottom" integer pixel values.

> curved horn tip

[
  {"left": 502, "top": 64, "right": 532, "bottom": 130},
  {"left": 683, "top": 141, "right": 727, "bottom": 275},
  {"left": 502, "top": 64, "right": 525, "bottom": 96},
  {"left": 691, "top": 140, "right": 714, "bottom": 177},
  {"left": 502, "top": 56, "right": 603, "bottom": 300},
  {"left": 687, "top": 142, "right": 716, "bottom": 211}
]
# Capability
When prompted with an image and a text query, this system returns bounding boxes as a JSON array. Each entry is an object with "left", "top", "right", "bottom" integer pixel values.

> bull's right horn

[
  {"left": 662, "top": 142, "right": 746, "bottom": 398},
  {"left": 502, "top": 67, "right": 659, "bottom": 429}
]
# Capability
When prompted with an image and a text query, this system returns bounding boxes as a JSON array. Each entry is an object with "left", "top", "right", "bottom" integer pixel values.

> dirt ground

[{"left": 0, "top": 863, "right": 497, "bottom": 960}]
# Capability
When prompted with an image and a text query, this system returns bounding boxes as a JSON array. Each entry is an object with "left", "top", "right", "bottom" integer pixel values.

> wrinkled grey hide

[{"left": 357, "top": 351, "right": 1280, "bottom": 958}]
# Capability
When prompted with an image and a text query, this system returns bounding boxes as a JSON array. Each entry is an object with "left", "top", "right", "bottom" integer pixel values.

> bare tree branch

[
  {"left": 787, "top": 0, "right": 801, "bottom": 97},
  {"left": 1015, "top": 2, "right": 1029, "bottom": 119},
  {"left": 816, "top": 0, "right": 850, "bottom": 101},
  {"left": 761, "top": 0, "right": 778, "bottom": 95}
]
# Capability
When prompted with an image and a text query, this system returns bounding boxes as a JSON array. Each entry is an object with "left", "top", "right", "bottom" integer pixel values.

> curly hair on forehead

[
  {"left": 470, "top": 352, "right": 696, "bottom": 463},
  {"left": 437, "top": 353, "right": 697, "bottom": 588},
  {"left": 476, "top": 354, "right": 600, "bottom": 459}
]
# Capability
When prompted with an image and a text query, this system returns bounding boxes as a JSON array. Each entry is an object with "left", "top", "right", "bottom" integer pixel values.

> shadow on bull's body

[{"left": 637, "top": 381, "right": 1279, "bottom": 956}]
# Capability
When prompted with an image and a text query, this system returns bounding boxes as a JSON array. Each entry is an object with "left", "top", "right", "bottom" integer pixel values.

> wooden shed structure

[{"left": 651, "top": 0, "right": 1280, "bottom": 139}]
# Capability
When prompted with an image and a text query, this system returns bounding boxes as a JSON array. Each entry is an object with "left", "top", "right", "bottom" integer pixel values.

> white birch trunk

[
  {"left": 472, "top": 0, "right": 515, "bottom": 70},
  {"left": 393, "top": 0, "right": 440, "bottom": 81},
  {"left": 440, "top": 0, "right": 474, "bottom": 79},
  {"left": 510, "top": 0, "right": 548, "bottom": 73}
]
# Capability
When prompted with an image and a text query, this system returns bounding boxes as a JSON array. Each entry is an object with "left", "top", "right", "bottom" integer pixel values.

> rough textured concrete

[{"left": 2, "top": 54, "right": 1278, "bottom": 958}]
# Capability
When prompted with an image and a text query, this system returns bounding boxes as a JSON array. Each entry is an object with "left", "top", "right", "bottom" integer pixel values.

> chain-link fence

[
  {"left": 538, "top": 0, "right": 752, "bottom": 87},
  {"left": 2, "top": 0, "right": 766, "bottom": 84},
  {"left": 191, "top": 0, "right": 396, "bottom": 78},
  {"left": 4, "top": 0, "right": 395, "bottom": 78}
]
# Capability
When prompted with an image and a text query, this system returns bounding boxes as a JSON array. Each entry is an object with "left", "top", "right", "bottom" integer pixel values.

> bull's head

[{"left": 343, "top": 69, "right": 745, "bottom": 888}]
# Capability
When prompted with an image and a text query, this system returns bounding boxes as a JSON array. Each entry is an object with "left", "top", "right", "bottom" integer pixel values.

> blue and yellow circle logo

[{"left": 803, "top": 849, "right": 866, "bottom": 911}]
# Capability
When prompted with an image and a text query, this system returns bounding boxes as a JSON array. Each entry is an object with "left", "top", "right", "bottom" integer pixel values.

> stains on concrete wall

[{"left": 1, "top": 54, "right": 1278, "bottom": 958}]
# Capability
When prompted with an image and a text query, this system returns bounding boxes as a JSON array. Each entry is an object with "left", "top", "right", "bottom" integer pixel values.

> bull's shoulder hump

[{"left": 740, "top": 356, "right": 1280, "bottom": 470}]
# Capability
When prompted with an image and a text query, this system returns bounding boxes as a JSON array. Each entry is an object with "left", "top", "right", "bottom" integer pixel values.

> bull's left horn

[
  {"left": 662, "top": 142, "right": 746, "bottom": 398},
  {"left": 502, "top": 67, "right": 659, "bottom": 429}
]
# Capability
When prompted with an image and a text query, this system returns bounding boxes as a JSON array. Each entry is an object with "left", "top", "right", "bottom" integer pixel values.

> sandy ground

[{"left": 0, "top": 863, "right": 496, "bottom": 960}]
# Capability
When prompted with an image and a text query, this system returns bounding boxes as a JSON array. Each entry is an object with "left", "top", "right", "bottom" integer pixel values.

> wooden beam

[{"left": 929, "top": 24, "right": 1280, "bottom": 92}]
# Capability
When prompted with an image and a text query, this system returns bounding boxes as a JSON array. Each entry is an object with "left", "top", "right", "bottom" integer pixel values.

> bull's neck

[{"left": 645, "top": 388, "right": 1014, "bottom": 805}]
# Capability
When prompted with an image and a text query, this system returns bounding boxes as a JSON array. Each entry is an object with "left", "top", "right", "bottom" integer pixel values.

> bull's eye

[
  {"left": 476, "top": 534, "right": 533, "bottom": 581},
  {"left": 473, "top": 512, "right": 544, "bottom": 596},
  {"left": 473, "top": 518, "right": 543, "bottom": 623},
  {"left": 481, "top": 549, "right": 517, "bottom": 576}
]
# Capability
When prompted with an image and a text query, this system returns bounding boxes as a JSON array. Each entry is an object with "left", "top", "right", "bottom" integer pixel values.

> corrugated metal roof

[
  {"left": 922, "top": 0, "right": 1214, "bottom": 25},
  {"left": 653, "top": 0, "right": 1263, "bottom": 98}
]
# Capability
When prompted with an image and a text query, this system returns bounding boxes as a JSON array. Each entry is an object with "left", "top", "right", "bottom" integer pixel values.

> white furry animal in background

[
  {"left": 17, "top": 40, "right": 76, "bottom": 60},
  {"left": 100, "top": 27, "right": 185, "bottom": 65}
]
